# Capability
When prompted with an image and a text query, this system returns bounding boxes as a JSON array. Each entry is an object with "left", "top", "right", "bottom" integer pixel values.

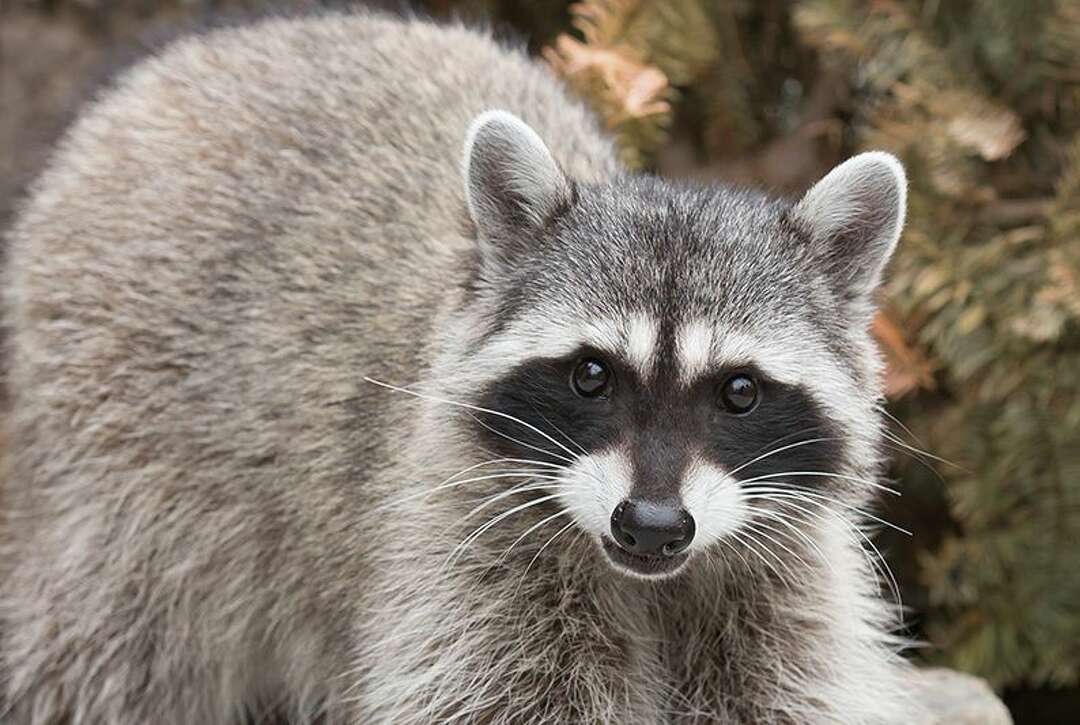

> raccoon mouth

[{"left": 600, "top": 537, "right": 690, "bottom": 578}]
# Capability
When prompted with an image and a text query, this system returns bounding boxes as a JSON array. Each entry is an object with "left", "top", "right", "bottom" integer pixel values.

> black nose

[{"left": 610, "top": 499, "right": 695, "bottom": 557}]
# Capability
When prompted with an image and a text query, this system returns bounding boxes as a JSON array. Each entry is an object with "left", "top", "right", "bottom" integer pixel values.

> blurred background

[{"left": 2, "top": 1, "right": 1078, "bottom": 721}]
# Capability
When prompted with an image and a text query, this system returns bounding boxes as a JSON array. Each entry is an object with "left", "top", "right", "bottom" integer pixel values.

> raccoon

[{"left": 1, "top": 9, "right": 920, "bottom": 725}]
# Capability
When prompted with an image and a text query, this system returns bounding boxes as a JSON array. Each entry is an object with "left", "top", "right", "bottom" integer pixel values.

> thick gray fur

[{"left": 1, "top": 10, "right": 919, "bottom": 724}]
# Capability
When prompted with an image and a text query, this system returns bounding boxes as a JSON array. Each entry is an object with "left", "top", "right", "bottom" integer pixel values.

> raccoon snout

[{"left": 610, "top": 499, "right": 695, "bottom": 557}]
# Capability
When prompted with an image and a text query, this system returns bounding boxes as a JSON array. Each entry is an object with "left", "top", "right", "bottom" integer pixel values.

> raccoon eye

[
  {"left": 571, "top": 358, "right": 612, "bottom": 398},
  {"left": 718, "top": 373, "right": 758, "bottom": 414}
]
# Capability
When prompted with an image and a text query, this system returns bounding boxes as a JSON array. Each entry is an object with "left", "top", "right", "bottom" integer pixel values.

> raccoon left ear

[
  {"left": 462, "top": 110, "right": 573, "bottom": 243},
  {"left": 790, "top": 151, "right": 907, "bottom": 303}
]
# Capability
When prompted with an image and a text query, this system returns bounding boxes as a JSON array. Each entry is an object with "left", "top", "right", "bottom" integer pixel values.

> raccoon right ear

[
  {"left": 790, "top": 151, "right": 907, "bottom": 305},
  {"left": 462, "top": 110, "right": 573, "bottom": 243}
]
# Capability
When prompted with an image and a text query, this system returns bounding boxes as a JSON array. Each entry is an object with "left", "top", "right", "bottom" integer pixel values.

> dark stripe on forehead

[{"left": 623, "top": 307, "right": 687, "bottom": 499}]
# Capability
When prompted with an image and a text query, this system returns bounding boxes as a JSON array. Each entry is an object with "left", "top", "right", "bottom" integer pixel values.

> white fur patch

[
  {"left": 675, "top": 318, "right": 714, "bottom": 383},
  {"left": 712, "top": 327, "right": 804, "bottom": 386},
  {"left": 476, "top": 315, "right": 664, "bottom": 383},
  {"left": 581, "top": 318, "right": 625, "bottom": 356},
  {"left": 624, "top": 313, "right": 659, "bottom": 379},
  {"left": 477, "top": 317, "right": 622, "bottom": 375},
  {"left": 562, "top": 449, "right": 632, "bottom": 537},
  {"left": 680, "top": 459, "right": 747, "bottom": 551}
]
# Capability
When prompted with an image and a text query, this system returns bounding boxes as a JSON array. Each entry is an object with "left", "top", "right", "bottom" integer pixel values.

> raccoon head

[{"left": 454, "top": 110, "right": 905, "bottom": 579}]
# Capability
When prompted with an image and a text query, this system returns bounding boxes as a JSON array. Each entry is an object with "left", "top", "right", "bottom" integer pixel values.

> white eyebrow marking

[
  {"left": 712, "top": 328, "right": 802, "bottom": 385},
  {"left": 677, "top": 323, "right": 810, "bottom": 387},
  {"left": 624, "top": 313, "right": 660, "bottom": 379},
  {"left": 581, "top": 318, "right": 624, "bottom": 355},
  {"left": 477, "top": 317, "right": 624, "bottom": 375},
  {"left": 676, "top": 318, "right": 715, "bottom": 382}
]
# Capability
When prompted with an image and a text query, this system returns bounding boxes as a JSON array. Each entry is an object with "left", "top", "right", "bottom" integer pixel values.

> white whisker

[
  {"left": 499, "top": 508, "right": 572, "bottom": 565},
  {"left": 745, "top": 492, "right": 904, "bottom": 616},
  {"left": 525, "top": 403, "right": 612, "bottom": 488},
  {"left": 466, "top": 411, "right": 576, "bottom": 466},
  {"left": 732, "top": 524, "right": 796, "bottom": 586},
  {"left": 461, "top": 480, "right": 571, "bottom": 522},
  {"left": 741, "top": 485, "right": 911, "bottom": 535},
  {"left": 365, "top": 377, "right": 587, "bottom": 467},
  {"left": 516, "top": 519, "right": 577, "bottom": 593},
  {"left": 445, "top": 492, "right": 569, "bottom": 570},
  {"left": 739, "top": 470, "right": 900, "bottom": 496},
  {"left": 739, "top": 516, "right": 815, "bottom": 574},
  {"left": 527, "top": 401, "right": 588, "bottom": 458},
  {"left": 747, "top": 506, "right": 834, "bottom": 573},
  {"left": 713, "top": 533, "right": 753, "bottom": 573},
  {"left": 370, "top": 466, "right": 562, "bottom": 514},
  {"left": 727, "top": 436, "right": 845, "bottom": 478}
]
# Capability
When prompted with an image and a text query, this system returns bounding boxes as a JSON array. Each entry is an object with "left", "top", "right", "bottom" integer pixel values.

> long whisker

[
  {"left": 875, "top": 403, "right": 967, "bottom": 472},
  {"left": 370, "top": 466, "right": 562, "bottom": 514},
  {"left": 370, "top": 383, "right": 609, "bottom": 497},
  {"left": 455, "top": 490, "right": 568, "bottom": 554},
  {"left": 461, "top": 480, "right": 571, "bottom": 522},
  {"left": 516, "top": 518, "right": 577, "bottom": 593},
  {"left": 527, "top": 399, "right": 588, "bottom": 458},
  {"left": 465, "top": 411, "right": 576, "bottom": 466},
  {"left": 445, "top": 491, "right": 569, "bottom": 569},
  {"left": 747, "top": 493, "right": 904, "bottom": 615},
  {"left": 747, "top": 506, "right": 834, "bottom": 573},
  {"left": 499, "top": 508, "right": 572, "bottom": 566},
  {"left": 526, "top": 401, "right": 612, "bottom": 488},
  {"left": 846, "top": 516, "right": 904, "bottom": 613},
  {"left": 738, "top": 470, "right": 900, "bottom": 496},
  {"left": 736, "top": 522, "right": 799, "bottom": 585},
  {"left": 745, "top": 425, "right": 831, "bottom": 458},
  {"left": 741, "top": 486, "right": 911, "bottom": 536},
  {"left": 879, "top": 429, "right": 965, "bottom": 476},
  {"left": 521, "top": 402, "right": 614, "bottom": 492},
  {"left": 466, "top": 410, "right": 609, "bottom": 501},
  {"left": 739, "top": 515, "right": 815, "bottom": 574},
  {"left": 713, "top": 533, "right": 753, "bottom": 574},
  {"left": 365, "top": 377, "right": 586, "bottom": 468},
  {"left": 759, "top": 496, "right": 897, "bottom": 606},
  {"left": 876, "top": 404, "right": 921, "bottom": 444},
  {"left": 727, "top": 437, "right": 846, "bottom": 478},
  {"left": 466, "top": 403, "right": 609, "bottom": 502},
  {"left": 494, "top": 457, "right": 573, "bottom": 470},
  {"left": 724, "top": 526, "right": 783, "bottom": 584}
]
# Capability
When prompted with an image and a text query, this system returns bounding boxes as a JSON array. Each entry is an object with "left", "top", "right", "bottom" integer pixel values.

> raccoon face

[{"left": 458, "top": 111, "right": 905, "bottom": 579}]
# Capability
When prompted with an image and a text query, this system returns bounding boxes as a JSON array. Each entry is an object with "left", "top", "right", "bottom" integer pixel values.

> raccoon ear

[
  {"left": 462, "top": 110, "right": 573, "bottom": 241},
  {"left": 790, "top": 151, "right": 907, "bottom": 303}
]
